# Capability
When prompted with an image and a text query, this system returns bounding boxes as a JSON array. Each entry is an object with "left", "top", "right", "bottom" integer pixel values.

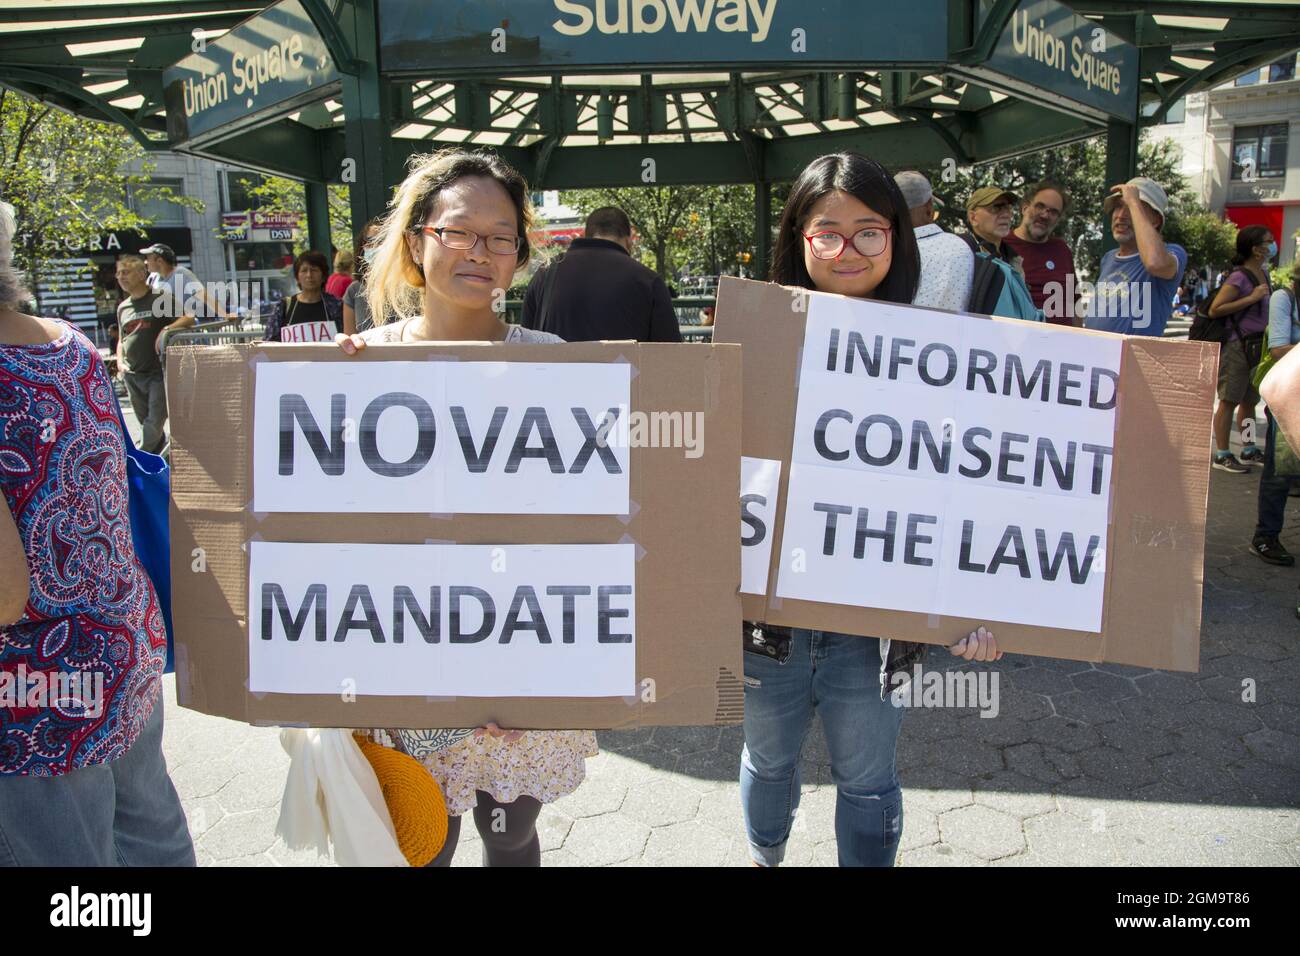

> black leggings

[{"left": 426, "top": 792, "right": 543, "bottom": 867}]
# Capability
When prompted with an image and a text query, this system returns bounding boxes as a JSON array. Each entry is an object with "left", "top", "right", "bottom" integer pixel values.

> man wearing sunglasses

[
  {"left": 1004, "top": 181, "right": 1080, "bottom": 326},
  {"left": 522, "top": 206, "right": 681, "bottom": 343}
]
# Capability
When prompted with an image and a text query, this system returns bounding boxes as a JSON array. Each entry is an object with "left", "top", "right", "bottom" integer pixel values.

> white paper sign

[
  {"left": 249, "top": 541, "right": 636, "bottom": 697},
  {"left": 252, "top": 361, "right": 632, "bottom": 514},
  {"left": 775, "top": 296, "right": 1122, "bottom": 632},
  {"left": 280, "top": 321, "right": 338, "bottom": 343},
  {"left": 740, "top": 456, "right": 781, "bottom": 595}
]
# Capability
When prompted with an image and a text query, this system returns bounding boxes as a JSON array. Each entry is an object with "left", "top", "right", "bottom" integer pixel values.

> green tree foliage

[
  {"left": 560, "top": 183, "right": 789, "bottom": 282},
  {"left": 0, "top": 90, "right": 202, "bottom": 299},
  {"left": 681, "top": 186, "right": 753, "bottom": 278},
  {"left": 1164, "top": 209, "right": 1238, "bottom": 281},
  {"left": 1272, "top": 260, "right": 1298, "bottom": 292}
]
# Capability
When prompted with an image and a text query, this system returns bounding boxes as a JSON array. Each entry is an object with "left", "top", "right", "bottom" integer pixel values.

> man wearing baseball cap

[
  {"left": 1084, "top": 177, "right": 1186, "bottom": 337},
  {"left": 964, "top": 186, "right": 1025, "bottom": 277},
  {"left": 142, "top": 242, "right": 231, "bottom": 324},
  {"left": 894, "top": 170, "right": 973, "bottom": 312}
]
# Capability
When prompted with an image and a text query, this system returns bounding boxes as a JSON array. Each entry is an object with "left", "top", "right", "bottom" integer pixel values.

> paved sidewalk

[{"left": 138, "top": 397, "right": 1298, "bottom": 866}]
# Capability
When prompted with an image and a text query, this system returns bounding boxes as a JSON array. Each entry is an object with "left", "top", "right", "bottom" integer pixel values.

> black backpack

[
  {"left": 1189, "top": 269, "right": 1259, "bottom": 344},
  {"left": 967, "top": 255, "right": 1009, "bottom": 316}
]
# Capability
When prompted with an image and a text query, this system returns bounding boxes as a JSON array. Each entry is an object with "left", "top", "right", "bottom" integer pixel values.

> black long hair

[
  {"left": 1232, "top": 224, "right": 1271, "bottom": 267},
  {"left": 770, "top": 152, "right": 920, "bottom": 304}
]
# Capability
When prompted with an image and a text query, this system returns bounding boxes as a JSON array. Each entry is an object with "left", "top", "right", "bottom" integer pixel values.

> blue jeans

[
  {"left": 740, "top": 629, "right": 904, "bottom": 867},
  {"left": 0, "top": 701, "right": 195, "bottom": 866},
  {"left": 1255, "top": 410, "right": 1296, "bottom": 540}
]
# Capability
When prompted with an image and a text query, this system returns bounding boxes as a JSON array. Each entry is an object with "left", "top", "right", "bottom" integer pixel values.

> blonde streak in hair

[
  {"left": 365, "top": 165, "right": 425, "bottom": 327},
  {"left": 363, "top": 214, "right": 408, "bottom": 327}
]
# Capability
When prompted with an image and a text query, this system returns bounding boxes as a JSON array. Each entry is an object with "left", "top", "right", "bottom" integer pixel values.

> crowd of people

[
  {"left": 894, "top": 169, "right": 1190, "bottom": 335},
  {"left": 0, "top": 144, "right": 1294, "bottom": 868}
]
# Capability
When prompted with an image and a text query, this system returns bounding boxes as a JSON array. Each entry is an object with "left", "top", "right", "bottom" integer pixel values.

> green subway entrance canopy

[{"left": 3, "top": 0, "right": 1299, "bottom": 261}]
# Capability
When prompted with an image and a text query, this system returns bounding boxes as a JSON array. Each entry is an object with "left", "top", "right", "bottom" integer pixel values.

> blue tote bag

[{"left": 113, "top": 396, "right": 175, "bottom": 673}]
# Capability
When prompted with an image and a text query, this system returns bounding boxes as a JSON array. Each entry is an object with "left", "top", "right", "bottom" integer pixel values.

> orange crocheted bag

[{"left": 353, "top": 734, "right": 449, "bottom": 867}]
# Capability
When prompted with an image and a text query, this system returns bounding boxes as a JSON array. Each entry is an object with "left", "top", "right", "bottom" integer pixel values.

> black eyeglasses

[{"left": 418, "top": 225, "right": 522, "bottom": 256}]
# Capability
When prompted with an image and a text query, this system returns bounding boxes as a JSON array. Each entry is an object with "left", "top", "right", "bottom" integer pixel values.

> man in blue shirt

[{"left": 1085, "top": 177, "right": 1186, "bottom": 337}]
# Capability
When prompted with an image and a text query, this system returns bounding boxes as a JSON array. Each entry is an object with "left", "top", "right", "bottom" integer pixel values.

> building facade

[{"left": 1149, "top": 53, "right": 1299, "bottom": 266}]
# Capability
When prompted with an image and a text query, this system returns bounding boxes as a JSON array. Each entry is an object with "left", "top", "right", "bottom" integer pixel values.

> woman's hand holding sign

[
  {"left": 334, "top": 332, "right": 368, "bottom": 355},
  {"left": 475, "top": 722, "right": 525, "bottom": 743},
  {"left": 949, "top": 626, "right": 1002, "bottom": 662}
]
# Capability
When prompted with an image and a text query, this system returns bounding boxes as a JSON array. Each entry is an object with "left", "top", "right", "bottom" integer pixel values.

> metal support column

[
  {"left": 754, "top": 180, "right": 771, "bottom": 281},
  {"left": 305, "top": 180, "right": 332, "bottom": 255},
  {"left": 339, "top": 0, "right": 390, "bottom": 234}
]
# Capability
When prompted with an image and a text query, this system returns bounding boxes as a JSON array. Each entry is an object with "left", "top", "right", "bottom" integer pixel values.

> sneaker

[
  {"left": 1239, "top": 445, "right": 1265, "bottom": 463},
  {"left": 1213, "top": 453, "right": 1250, "bottom": 474},
  {"left": 1251, "top": 537, "right": 1295, "bottom": 566}
]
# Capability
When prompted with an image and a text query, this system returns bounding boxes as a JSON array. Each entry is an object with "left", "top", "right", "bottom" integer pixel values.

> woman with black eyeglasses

[
  {"left": 329, "top": 149, "right": 597, "bottom": 867},
  {"left": 740, "top": 152, "right": 1003, "bottom": 868}
]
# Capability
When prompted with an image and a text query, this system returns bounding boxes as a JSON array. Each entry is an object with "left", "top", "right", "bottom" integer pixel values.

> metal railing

[
  {"left": 160, "top": 322, "right": 266, "bottom": 375},
  {"left": 497, "top": 296, "right": 718, "bottom": 340},
  {"left": 670, "top": 295, "right": 717, "bottom": 323},
  {"left": 165, "top": 328, "right": 266, "bottom": 349},
  {"left": 159, "top": 317, "right": 265, "bottom": 351}
]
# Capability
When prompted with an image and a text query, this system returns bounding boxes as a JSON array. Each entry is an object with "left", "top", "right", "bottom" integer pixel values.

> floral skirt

[{"left": 371, "top": 729, "right": 598, "bottom": 817}]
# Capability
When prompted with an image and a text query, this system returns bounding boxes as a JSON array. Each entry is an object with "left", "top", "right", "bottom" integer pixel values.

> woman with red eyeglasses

[{"left": 740, "top": 152, "right": 1003, "bottom": 867}]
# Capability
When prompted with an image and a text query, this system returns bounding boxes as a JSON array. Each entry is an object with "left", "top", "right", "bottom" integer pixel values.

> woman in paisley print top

[
  {"left": 0, "top": 200, "right": 193, "bottom": 866},
  {"left": 332, "top": 150, "right": 597, "bottom": 867}
]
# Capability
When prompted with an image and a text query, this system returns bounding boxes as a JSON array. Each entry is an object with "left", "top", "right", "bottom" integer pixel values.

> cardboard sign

[
  {"left": 714, "top": 276, "right": 1215, "bottom": 671},
  {"left": 279, "top": 320, "right": 338, "bottom": 343},
  {"left": 167, "top": 341, "right": 743, "bottom": 728},
  {"left": 252, "top": 360, "right": 631, "bottom": 513}
]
